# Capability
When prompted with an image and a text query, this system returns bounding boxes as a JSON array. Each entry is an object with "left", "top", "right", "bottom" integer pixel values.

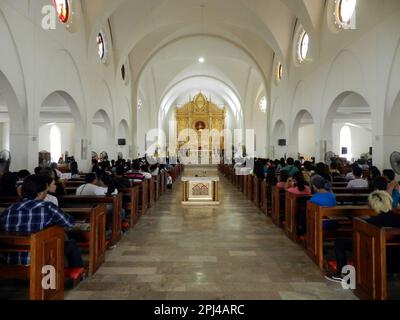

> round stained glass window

[
  {"left": 336, "top": 0, "right": 357, "bottom": 25},
  {"left": 53, "top": 0, "right": 70, "bottom": 23}
]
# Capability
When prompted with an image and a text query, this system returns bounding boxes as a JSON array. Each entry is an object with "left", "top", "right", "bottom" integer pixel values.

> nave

[{"left": 65, "top": 174, "right": 356, "bottom": 300}]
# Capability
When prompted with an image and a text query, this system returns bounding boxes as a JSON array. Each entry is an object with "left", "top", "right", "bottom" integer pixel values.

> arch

[
  {"left": 323, "top": 91, "right": 372, "bottom": 159},
  {"left": 291, "top": 109, "right": 316, "bottom": 159},
  {"left": 40, "top": 90, "right": 84, "bottom": 136},
  {"left": 385, "top": 91, "right": 400, "bottom": 137},
  {"left": 91, "top": 109, "right": 114, "bottom": 151},
  {"left": 272, "top": 120, "right": 286, "bottom": 143},
  {"left": 118, "top": 119, "right": 130, "bottom": 140}
]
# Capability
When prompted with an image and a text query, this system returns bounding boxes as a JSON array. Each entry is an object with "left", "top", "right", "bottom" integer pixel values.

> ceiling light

[{"left": 198, "top": 57, "right": 205, "bottom": 63}]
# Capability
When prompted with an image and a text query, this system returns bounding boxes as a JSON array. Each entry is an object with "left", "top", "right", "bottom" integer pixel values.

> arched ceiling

[
  {"left": 81, "top": 0, "right": 324, "bottom": 117},
  {"left": 82, "top": 0, "right": 323, "bottom": 76}
]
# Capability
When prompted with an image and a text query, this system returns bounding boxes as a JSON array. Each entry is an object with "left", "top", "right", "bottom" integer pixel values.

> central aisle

[{"left": 67, "top": 175, "right": 357, "bottom": 300}]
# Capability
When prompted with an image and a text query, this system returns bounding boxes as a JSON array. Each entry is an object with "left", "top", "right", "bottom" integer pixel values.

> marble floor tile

[{"left": 61, "top": 173, "right": 359, "bottom": 300}]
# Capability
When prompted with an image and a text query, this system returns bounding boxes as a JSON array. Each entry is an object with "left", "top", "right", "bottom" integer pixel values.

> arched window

[
  {"left": 50, "top": 125, "right": 62, "bottom": 162},
  {"left": 53, "top": 0, "right": 70, "bottom": 23},
  {"left": 259, "top": 96, "right": 267, "bottom": 113},
  {"left": 340, "top": 125, "right": 352, "bottom": 161},
  {"left": 336, "top": 0, "right": 357, "bottom": 25}
]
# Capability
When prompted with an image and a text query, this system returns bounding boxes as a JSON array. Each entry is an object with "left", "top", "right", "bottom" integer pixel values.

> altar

[{"left": 181, "top": 176, "right": 220, "bottom": 205}]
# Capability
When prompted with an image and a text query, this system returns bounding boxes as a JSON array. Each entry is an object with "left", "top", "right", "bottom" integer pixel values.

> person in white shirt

[
  {"left": 42, "top": 174, "right": 59, "bottom": 206},
  {"left": 347, "top": 166, "right": 369, "bottom": 189},
  {"left": 76, "top": 173, "right": 118, "bottom": 196},
  {"left": 140, "top": 164, "right": 152, "bottom": 180}
]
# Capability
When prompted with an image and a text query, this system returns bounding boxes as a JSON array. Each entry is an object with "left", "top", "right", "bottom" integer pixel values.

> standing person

[
  {"left": 166, "top": 173, "right": 173, "bottom": 190},
  {"left": 0, "top": 175, "right": 84, "bottom": 268}
]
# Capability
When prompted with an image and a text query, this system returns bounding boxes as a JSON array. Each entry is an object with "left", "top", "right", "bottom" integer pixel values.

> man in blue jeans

[{"left": 0, "top": 175, "right": 83, "bottom": 268}]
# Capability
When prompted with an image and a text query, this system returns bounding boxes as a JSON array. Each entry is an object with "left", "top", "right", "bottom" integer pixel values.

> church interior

[{"left": 1, "top": 0, "right": 400, "bottom": 302}]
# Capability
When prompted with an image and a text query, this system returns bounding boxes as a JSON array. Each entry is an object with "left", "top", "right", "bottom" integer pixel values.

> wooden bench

[
  {"left": 253, "top": 176, "right": 261, "bottom": 208},
  {"left": 58, "top": 194, "right": 123, "bottom": 247},
  {"left": 133, "top": 180, "right": 148, "bottom": 216},
  {"left": 353, "top": 218, "right": 400, "bottom": 300},
  {"left": 148, "top": 177, "right": 155, "bottom": 208},
  {"left": 332, "top": 187, "right": 372, "bottom": 194},
  {"left": 306, "top": 203, "right": 376, "bottom": 270},
  {"left": 260, "top": 180, "right": 271, "bottom": 216},
  {"left": 247, "top": 175, "right": 254, "bottom": 202},
  {"left": 284, "top": 192, "right": 311, "bottom": 242},
  {"left": 119, "top": 187, "right": 140, "bottom": 227},
  {"left": 63, "top": 205, "right": 107, "bottom": 276},
  {"left": 271, "top": 186, "right": 286, "bottom": 227},
  {"left": 0, "top": 226, "right": 65, "bottom": 300}
]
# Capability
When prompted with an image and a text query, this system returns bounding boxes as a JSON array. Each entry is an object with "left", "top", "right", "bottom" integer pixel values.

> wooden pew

[
  {"left": 306, "top": 203, "right": 375, "bottom": 270},
  {"left": 154, "top": 174, "right": 160, "bottom": 201},
  {"left": 243, "top": 175, "right": 249, "bottom": 196},
  {"left": 353, "top": 218, "right": 400, "bottom": 300},
  {"left": 332, "top": 187, "right": 371, "bottom": 194},
  {"left": 285, "top": 193, "right": 370, "bottom": 244},
  {"left": 133, "top": 180, "right": 148, "bottom": 216},
  {"left": 0, "top": 226, "right": 65, "bottom": 300},
  {"left": 119, "top": 186, "right": 139, "bottom": 227},
  {"left": 58, "top": 194, "right": 123, "bottom": 247},
  {"left": 64, "top": 205, "right": 107, "bottom": 276},
  {"left": 284, "top": 192, "right": 311, "bottom": 242},
  {"left": 247, "top": 175, "right": 254, "bottom": 202},
  {"left": 260, "top": 180, "right": 270, "bottom": 216},
  {"left": 271, "top": 186, "right": 286, "bottom": 227},
  {"left": 148, "top": 177, "right": 155, "bottom": 208},
  {"left": 253, "top": 176, "right": 261, "bottom": 208}
]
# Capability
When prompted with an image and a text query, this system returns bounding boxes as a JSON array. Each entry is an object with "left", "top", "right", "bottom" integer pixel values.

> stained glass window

[
  {"left": 53, "top": 0, "right": 70, "bottom": 23},
  {"left": 297, "top": 31, "right": 309, "bottom": 62},
  {"left": 336, "top": 0, "right": 357, "bottom": 25},
  {"left": 97, "top": 33, "right": 105, "bottom": 61}
]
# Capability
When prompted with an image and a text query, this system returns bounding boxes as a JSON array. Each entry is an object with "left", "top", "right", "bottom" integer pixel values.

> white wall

[{"left": 298, "top": 124, "right": 316, "bottom": 159}]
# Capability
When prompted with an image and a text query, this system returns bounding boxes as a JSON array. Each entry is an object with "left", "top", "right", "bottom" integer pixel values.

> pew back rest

[
  {"left": 0, "top": 226, "right": 65, "bottom": 300},
  {"left": 353, "top": 218, "right": 400, "bottom": 300}
]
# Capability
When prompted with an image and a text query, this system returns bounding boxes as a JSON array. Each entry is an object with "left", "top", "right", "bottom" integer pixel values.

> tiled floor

[{"left": 66, "top": 174, "right": 358, "bottom": 300}]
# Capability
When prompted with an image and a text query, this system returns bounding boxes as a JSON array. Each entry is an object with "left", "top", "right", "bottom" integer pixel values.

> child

[{"left": 167, "top": 173, "right": 173, "bottom": 190}]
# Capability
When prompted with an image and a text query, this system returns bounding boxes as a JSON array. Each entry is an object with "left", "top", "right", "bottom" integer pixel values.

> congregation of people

[
  {"left": 0, "top": 156, "right": 177, "bottom": 277},
  {"left": 241, "top": 156, "right": 400, "bottom": 283}
]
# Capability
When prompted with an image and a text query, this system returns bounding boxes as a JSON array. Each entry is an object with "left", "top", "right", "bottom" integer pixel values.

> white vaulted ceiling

[{"left": 81, "top": 0, "right": 324, "bottom": 114}]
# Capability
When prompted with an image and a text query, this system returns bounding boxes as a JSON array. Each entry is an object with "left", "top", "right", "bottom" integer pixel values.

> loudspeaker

[
  {"left": 118, "top": 139, "right": 126, "bottom": 146},
  {"left": 342, "top": 147, "right": 348, "bottom": 155},
  {"left": 369, "top": 147, "right": 373, "bottom": 156},
  {"left": 278, "top": 139, "right": 287, "bottom": 147}
]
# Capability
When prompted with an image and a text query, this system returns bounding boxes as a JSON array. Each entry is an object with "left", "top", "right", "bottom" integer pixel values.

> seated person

[
  {"left": 17, "top": 170, "right": 31, "bottom": 187},
  {"left": 150, "top": 164, "right": 160, "bottom": 177},
  {"left": 276, "top": 170, "right": 290, "bottom": 188},
  {"left": 41, "top": 173, "right": 59, "bottom": 206},
  {"left": 282, "top": 158, "right": 299, "bottom": 177},
  {"left": 124, "top": 161, "right": 145, "bottom": 183},
  {"left": 302, "top": 161, "right": 314, "bottom": 184},
  {"left": 287, "top": 172, "right": 312, "bottom": 195},
  {"left": 296, "top": 177, "right": 336, "bottom": 237},
  {"left": 0, "top": 175, "right": 83, "bottom": 268},
  {"left": 310, "top": 176, "right": 336, "bottom": 207},
  {"left": 373, "top": 176, "right": 388, "bottom": 192},
  {"left": 346, "top": 166, "right": 369, "bottom": 189},
  {"left": 325, "top": 191, "right": 400, "bottom": 283},
  {"left": 70, "top": 161, "right": 81, "bottom": 179},
  {"left": 113, "top": 166, "right": 132, "bottom": 189},
  {"left": 40, "top": 167, "right": 66, "bottom": 197},
  {"left": 76, "top": 173, "right": 117, "bottom": 196},
  {"left": 383, "top": 169, "right": 400, "bottom": 209},
  {"left": 0, "top": 172, "right": 19, "bottom": 197},
  {"left": 140, "top": 164, "right": 152, "bottom": 180}
]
